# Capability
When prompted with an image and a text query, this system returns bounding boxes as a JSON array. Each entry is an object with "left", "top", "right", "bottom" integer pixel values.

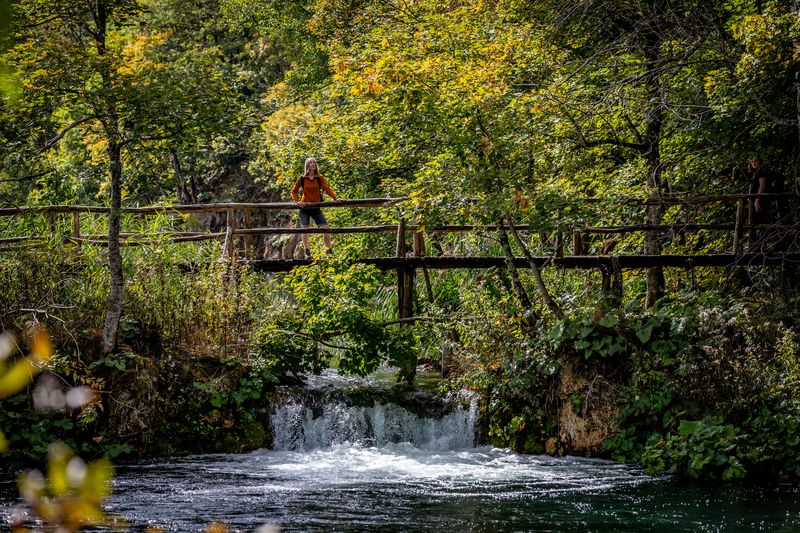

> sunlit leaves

[
  {"left": 17, "top": 441, "right": 117, "bottom": 532},
  {"left": 0, "top": 329, "right": 53, "bottom": 400},
  {"left": 0, "top": 327, "right": 51, "bottom": 471},
  {"left": 256, "top": 261, "right": 418, "bottom": 382}
]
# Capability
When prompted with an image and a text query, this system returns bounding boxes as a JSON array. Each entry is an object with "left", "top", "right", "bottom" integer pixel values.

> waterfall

[{"left": 269, "top": 373, "right": 478, "bottom": 451}]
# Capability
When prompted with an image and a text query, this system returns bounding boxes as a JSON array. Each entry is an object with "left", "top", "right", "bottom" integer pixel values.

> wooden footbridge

[{"left": 2, "top": 193, "right": 798, "bottom": 317}]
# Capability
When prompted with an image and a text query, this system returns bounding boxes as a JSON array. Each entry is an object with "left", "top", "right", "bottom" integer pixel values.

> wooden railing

[
  {"left": 0, "top": 194, "right": 800, "bottom": 252},
  {"left": 1, "top": 194, "right": 797, "bottom": 256},
  {"left": 2, "top": 192, "right": 798, "bottom": 321}
]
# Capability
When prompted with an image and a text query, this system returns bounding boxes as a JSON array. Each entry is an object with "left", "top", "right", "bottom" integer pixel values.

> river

[
  {"left": 102, "top": 446, "right": 800, "bottom": 532},
  {"left": 3, "top": 373, "right": 800, "bottom": 531}
]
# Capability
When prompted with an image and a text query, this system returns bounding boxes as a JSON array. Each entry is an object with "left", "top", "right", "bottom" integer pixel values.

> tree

[{"left": 6, "top": 0, "right": 142, "bottom": 352}]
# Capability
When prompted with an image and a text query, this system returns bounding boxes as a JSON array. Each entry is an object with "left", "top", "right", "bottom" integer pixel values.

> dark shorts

[{"left": 299, "top": 208, "right": 328, "bottom": 226}]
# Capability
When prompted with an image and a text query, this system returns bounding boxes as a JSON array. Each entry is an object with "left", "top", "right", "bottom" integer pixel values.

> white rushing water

[
  {"left": 270, "top": 397, "right": 478, "bottom": 451},
  {"left": 269, "top": 369, "right": 480, "bottom": 452}
]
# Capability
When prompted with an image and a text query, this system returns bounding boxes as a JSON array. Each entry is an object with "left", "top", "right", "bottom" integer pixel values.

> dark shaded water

[{"left": 4, "top": 445, "right": 800, "bottom": 532}]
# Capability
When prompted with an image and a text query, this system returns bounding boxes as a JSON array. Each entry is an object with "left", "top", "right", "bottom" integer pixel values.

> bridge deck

[{"left": 249, "top": 253, "right": 800, "bottom": 272}]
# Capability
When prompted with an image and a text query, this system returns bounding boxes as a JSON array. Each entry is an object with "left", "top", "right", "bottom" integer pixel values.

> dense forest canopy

[
  {"left": 2, "top": 0, "right": 798, "bottom": 208},
  {"left": 1, "top": 0, "right": 799, "bottom": 486}
]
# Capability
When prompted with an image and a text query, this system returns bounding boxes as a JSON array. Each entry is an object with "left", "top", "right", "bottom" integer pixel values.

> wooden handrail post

[
  {"left": 396, "top": 219, "right": 407, "bottom": 257},
  {"left": 413, "top": 230, "right": 424, "bottom": 257},
  {"left": 223, "top": 208, "right": 236, "bottom": 260},
  {"left": 733, "top": 199, "right": 745, "bottom": 255},
  {"left": 72, "top": 212, "right": 82, "bottom": 247},
  {"left": 571, "top": 229, "right": 584, "bottom": 256},
  {"left": 47, "top": 209, "right": 57, "bottom": 239},
  {"left": 242, "top": 211, "right": 253, "bottom": 259}
]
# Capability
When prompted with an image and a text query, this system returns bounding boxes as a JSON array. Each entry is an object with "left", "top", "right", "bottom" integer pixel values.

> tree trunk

[
  {"left": 102, "top": 139, "right": 124, "bottom": 353},
  {"left": 95, "top": 0, "right": 124, "bottom": 353},
  {"left": 794, "top": 2, "right": 800, "bottom": 152},
  {"left": 643, "top": 35, "right": 666, "bottom": 308}
]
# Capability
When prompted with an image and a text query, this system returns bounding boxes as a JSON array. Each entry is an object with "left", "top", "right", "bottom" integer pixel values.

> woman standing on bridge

[{"left": 291, "top": 157, "right": 340, "bottom": 258}]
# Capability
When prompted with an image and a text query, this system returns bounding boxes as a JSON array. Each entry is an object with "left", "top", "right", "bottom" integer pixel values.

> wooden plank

[
  {"left": 249, "top": 253, "right": 800, "bottom": 272},
  {"left": 67, "top": 233, "right": 225, "bottom": 246},
  {"left": 584, "top": 223, "right": 734, "bottom": 234},
  {"left": 0, "top": 236, "right": 43, "bottom": 244},
  {"left": 235, "top": 225, "right": 398, "bottom": 235}
]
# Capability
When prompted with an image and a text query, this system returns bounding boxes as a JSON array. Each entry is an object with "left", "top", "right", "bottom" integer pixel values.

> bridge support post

[
  {"left": 414, "top": 230, "right": 434, "bottom": 304},
  {"left": 396, "top": 220, "right": 405, "bottom": 318},
  {"left": 396, "top": 219, "right": 414, "bottom": 319},
  {"left": 600, "top": 258, "right": 623, "bottom": 304}
]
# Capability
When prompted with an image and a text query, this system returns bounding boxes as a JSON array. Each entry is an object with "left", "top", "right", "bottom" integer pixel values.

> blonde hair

[{"left": 304, "top": 157, "right": 321, "bottom": 178}]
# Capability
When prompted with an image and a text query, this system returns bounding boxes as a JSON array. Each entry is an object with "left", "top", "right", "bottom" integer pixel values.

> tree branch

[
  {"left": 273, "top": 329, "right": 349, "bottom": 350},
  {"left": 40, "top": 116, "right": 97, "bottom": 152}
]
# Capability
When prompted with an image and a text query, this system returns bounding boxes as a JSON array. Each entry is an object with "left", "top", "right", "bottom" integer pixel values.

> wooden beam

[
  {"left": 235, "top": 225, "right": 398, "bottom": 235},
  {"left": 249, "top": 253, "right": 800, "bottom": 272}
]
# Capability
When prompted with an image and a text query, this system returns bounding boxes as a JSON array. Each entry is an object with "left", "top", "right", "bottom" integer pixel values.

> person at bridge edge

[{"left": 291, "top": 157, "right": 340, "bottom": 259}]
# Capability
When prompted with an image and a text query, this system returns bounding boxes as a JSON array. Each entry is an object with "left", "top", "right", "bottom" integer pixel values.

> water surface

[{"left": 95, "top": 445, "right": 800, "bottom": 532}]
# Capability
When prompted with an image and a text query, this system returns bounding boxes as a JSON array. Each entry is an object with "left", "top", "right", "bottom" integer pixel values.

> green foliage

[
  {"left": 17, "top": 441, "right": 116, "bottom": 532},
  {"left": 88, "top": 352, "right": 137, "bottom": 371},
  {"left": 192, "top": 364, "right": 275, "bottom": 422},
  {"left": 254, "top": 261, "right": 418, "bottom": 383},
  {"left": 641, "top": 417, "right": 746, "bottom": 481},
  {"left": 598, "top": 294, "right": 800, "bottom": 480},
  {"left": 743, "top": 402, "right": 800, "bottom": 480}
]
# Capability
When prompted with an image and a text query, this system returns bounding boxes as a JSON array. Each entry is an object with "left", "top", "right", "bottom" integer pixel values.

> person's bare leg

[{"left": 320, "top": 223, "right": 333, "bottom": 253}]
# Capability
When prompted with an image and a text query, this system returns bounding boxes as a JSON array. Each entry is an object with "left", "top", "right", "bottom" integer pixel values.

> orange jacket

[{"left": 291, "top": 174, "right": 337, "bottom": 203}]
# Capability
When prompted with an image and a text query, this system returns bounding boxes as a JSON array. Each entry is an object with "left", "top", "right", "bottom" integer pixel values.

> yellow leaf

[
  {"left": 0, "top": 358, "right": 35, "bottom": 399},
  {"left": 31, "top": 328, "right": 54, "bottom": 363},
  {"left": 48, "top": 442, "right": 72, "bottom": 497}
]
